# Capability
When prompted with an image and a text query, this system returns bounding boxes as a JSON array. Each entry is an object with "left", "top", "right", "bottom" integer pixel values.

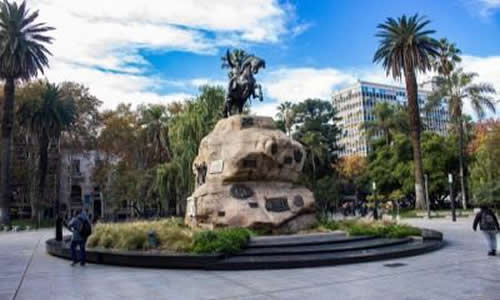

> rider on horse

[{"left": 222, "top": 49, "right": 266, "bottom": 118}]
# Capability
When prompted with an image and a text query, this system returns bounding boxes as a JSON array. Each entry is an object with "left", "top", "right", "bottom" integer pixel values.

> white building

[
  {"left": 59, "top": 150, "right": 106, "bottom": 219},
  {"left": 332, "top": 80, "right": 449, "bottom": 157}
]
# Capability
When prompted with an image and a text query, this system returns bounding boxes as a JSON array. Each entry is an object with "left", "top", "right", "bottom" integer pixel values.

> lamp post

[
  {"left": 424, "top": 174, "right": 431, "bottom": 219},
  {"left": 448, "top": 173, "right": 456, "bottom": 222},
  {"left": 372, "top": 181, "right": 378, "bottom": 220}
]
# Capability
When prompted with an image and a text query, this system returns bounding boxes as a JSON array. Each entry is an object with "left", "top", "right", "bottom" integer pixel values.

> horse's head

[{"left": 250, "top": 57, "right": 266, "bottom": 74}]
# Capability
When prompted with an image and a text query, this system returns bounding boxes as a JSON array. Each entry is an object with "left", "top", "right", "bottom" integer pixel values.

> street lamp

[
  {"left": 424, "top": 174, "right": 431, "bottom": 219},
  {"left": 372, "top": 181, "right": 378, "bottom": 220},
  {"left": 448, "top": 173, "right": 456, "bottom": 222}
]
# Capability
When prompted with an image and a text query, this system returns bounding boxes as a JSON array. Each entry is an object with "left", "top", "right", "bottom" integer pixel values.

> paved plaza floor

[{"left": 1, "top": 217, "right": 499, "bottom": 300}]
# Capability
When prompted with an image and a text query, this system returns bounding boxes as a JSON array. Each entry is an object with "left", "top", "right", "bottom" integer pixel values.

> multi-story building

[
  {"left": 58, "top": 150, "right": 103, "bottom": 218},
  {"left": 332, "top": 80, "right": 449, "bottom": 157}
]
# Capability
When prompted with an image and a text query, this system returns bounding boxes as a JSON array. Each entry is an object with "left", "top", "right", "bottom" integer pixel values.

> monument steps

[
  {"left": 247, "top": 232, "right": 374, "bottom": 248},
  {"left": 47, "top": 231, "right": 443, "bottom": 270},
  {"left": 239, "top": 237, "right": 412, "bottom": 256},
  {"left": 208, "top": 238, "right": 442, "bottom": 270}
]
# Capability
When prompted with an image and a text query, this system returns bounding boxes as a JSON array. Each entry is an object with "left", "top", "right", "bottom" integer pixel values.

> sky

[{"left": 28, "top": 0, "right": 500, "bottom": 118}]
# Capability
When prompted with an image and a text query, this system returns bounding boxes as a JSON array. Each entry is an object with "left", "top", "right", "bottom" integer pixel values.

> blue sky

[{"left": 31, "top": 0, "right": 500, "bottom": 117}]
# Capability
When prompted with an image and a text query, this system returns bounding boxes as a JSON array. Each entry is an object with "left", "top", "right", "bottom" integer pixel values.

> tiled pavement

[{"left": 1, "top": 217, "right": 499, "bottom": 300}]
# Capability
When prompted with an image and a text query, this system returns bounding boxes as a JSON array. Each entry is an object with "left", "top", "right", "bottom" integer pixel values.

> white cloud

[
  {"left": 476, "top": 0, "right": 500, "bottom": 16},
  {"left": 263, "top": 68, "right": 357, "bottom": 103},
  {"left": 460, "top": 55, "right": 500, "bottom": 118},
  {"left": 259, "top": 55, "right": 499, "bottom": 118},
  {"left": 21, "top": 0, "right": 306, "bottom": 109},
  {"left": 250, "top": 102, "right": 279, "bottom": 117}
]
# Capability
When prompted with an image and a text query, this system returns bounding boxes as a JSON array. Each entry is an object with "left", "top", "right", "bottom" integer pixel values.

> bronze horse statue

[{"left": 223, "top": 50, "right": 266, "bottom": 118}]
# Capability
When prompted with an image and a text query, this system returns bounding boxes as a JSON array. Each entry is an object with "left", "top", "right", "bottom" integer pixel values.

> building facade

[
  {"left": 332, "top": 80, "right": 448, "bottom": 157},
  {"left": 59, "top": 150, "right": 104, "bottom": 219}
]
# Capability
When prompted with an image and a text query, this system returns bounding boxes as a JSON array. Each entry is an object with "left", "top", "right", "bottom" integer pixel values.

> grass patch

[
  {"left": 316, "top": 219, "right": 421, "bottom": 238},
  {"left": 86, "top": 218, "right": 193, "bottom": 252},
  {"left": 86, "top": 218, "right": 254, "bottom": 254}
]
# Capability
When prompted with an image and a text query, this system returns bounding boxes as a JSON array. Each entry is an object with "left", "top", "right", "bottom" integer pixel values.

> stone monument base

[
  {"left": 186, "top": 181, "right": 316, "bottom": 232},
  {"left": 185, "top": 115, "right": 317, "bottom": 233}
]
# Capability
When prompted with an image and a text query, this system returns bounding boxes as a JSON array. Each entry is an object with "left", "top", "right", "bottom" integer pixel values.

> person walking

[
  {"left": 65, "top": 210, "right": 92, "bottom": 266},
  {"left": 473, "top": 205, "right": 500, "bottom": 256}
]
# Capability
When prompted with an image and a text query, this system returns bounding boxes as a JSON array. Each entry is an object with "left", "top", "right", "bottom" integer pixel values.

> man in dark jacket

[
  {"left": 65, "top": 210, "right": 91, "bottom": 266},
  {"left": 473, "top": 205, "right": 500, "bottom": 256}
]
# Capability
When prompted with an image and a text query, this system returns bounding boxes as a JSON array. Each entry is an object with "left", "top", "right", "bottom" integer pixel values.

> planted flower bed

[{"left": 85, "top": 218, "right": 421, "bottom": 254}]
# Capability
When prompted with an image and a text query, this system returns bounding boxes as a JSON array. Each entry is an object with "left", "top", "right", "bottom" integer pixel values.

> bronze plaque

[{"left": 265, "top": 197, "right": 290, "bottom": 212}]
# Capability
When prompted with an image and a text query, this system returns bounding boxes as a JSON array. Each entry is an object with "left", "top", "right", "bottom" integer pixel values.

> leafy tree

[
  {"left": 156, "top": 86, "right": 225, "bottom": 215},
  {"left": 59, "top": 82, "right": 102, "bottom": 151},
  {"left": 17, "top": 82, "right": 76, "bottom": 223},
  {"left": 291, "top": 99, "right": 342, "bottom": 215},
  {"left": 373, "top": 14, "right": 439, "bottom": 209},
  {"left": 428, "top": 69, "right": 497, "bottom": 209},
  {"left": 0, "top": 1, "right": 54, "bottom": 224},
  {"left": 470, "top": 123, "right": 500, "bottom": 206},
  {"left": 362, "top": 102, "right": 408, "bottom": 145},
  {"left": 138, "top": 104, "right": 171, "bottom": 164},
  {"left": 366, "top": 132, "right": 458, "bottom": 208},
  {"left": 336, "top": 155, "right": 367, "bottom": 207}
]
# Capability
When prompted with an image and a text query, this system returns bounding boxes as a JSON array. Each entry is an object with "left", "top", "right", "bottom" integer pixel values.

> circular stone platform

[{"left": 46, "top": 229, "right": 443, "bottom": 270}]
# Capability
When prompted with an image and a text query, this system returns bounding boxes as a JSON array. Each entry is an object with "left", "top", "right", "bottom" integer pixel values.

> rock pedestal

[{"left": 185, "top": 115, "right": 316, "bottom": 232}]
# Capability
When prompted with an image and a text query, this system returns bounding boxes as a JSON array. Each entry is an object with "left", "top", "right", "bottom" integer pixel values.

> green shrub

[
  {"left": 192, "top": 228, "right": 253, "bottom": 254},
  {"left": 311, "top": 219, "right": 421, "bottom": 239}
]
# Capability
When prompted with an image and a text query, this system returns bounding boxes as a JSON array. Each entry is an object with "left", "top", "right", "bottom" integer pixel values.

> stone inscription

[{"left": 208, "top": 160, "right": 224, "bottom": 174}]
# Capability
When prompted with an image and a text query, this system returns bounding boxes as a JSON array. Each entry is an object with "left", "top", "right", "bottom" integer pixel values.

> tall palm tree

[
  {"left": 429, "top": 69, "right": 497, "bottom": 209},
  {"left": 140, "top": 104, "right": 171, "bottom": 164},
  {"left": 363, "top": 102, "right": 408, "bottom": 146},
  {"left": 0, "top": 1, "right": 54, "bottom": 224},
  {"left": 373, "top": 14, "right": 439, "bottom": 209},
  {"left": 433, "top": 38, "right": 462, "bottom": 77},
  {"left": 18, "top": 82, "right": 75, "bottom": 235},
  {"left": 276, "top": 101, "right": 295, "bottom": 136}
]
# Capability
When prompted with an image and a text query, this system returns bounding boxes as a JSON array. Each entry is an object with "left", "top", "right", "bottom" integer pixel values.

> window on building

[{"left": 71, "top": 160, "right": 81, "bottom": 175}]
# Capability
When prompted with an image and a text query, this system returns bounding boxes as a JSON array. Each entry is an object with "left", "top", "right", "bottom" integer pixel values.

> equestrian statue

[{"left": 222, "top": 49, "right": 266, "bottom": 118}]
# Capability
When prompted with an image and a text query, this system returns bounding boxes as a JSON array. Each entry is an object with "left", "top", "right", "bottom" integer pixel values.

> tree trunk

[
  {"left": 0, "top": 78, "right": 15, "bottom": 225},
  {"left": 458, "top": 116, "right": 467, "bottom": 209},
  {"left": 38, "top": 132, "right": 49, "bottom": 220},
  {"left": 404, "top": 69, "right": 426, "bottom": 210}
]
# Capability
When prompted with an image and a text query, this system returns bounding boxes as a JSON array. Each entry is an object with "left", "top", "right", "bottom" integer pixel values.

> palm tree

[
  {"left": 362, "top": 102, "right": 408, "bottom": 146},
  {"left": 429, "top": 69, "right": 497, "bottom": 209},
  {"left": 276, "top": 101, "right": 295, "bottom": 136},
  {"left": 18, "top": 82, "right": 75, "bottom": 235},
  {"left": 373, "top": 14, "right": 439, "bottom": 209},
  {"left": 433, "top": 38, "right": 462, "bottom": 77},
  {"left": 300, "top": 131, "right": 328, "bottom": 185},
  {"left": 140, "top": 104, "right": 171, "bottom": 164},
  {"left": 0, "top": 1, "right": 54, "bottom": 224}
]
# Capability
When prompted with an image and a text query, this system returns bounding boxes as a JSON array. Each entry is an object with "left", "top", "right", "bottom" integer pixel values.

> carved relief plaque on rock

[
  {"left": 208, "top": 160, "right": 224, "bottom": 174},
  {"left": 230, "top": 184, "right": 254, "bottom": 199},
  {"left": 293, "top": 195, "right": 304, "bottom": 207},
  {"left": 265, "top": 197, "right": 290, "bottom": 212}
]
